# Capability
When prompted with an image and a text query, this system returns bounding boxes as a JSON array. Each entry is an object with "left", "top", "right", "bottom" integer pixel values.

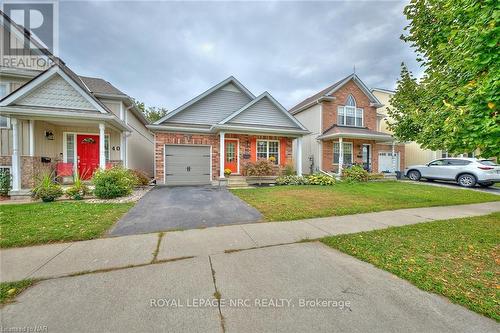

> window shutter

[
  {"left": 280, "top": 138, "right": 287, "bottom": 166},
  {"left": 250, "top": 137, "right": 257, "bottom": 161}
]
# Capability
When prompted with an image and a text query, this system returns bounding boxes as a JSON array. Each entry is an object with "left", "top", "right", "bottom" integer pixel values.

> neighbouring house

[
  {"left": 0, "top": 12, "right": 153, "bottom": 197},
  {"left": 372, "top": 88, "right": 476, "bottom": 167},
  {"left": 148, "top": 76, "right": 309, "bottom": 185},
  {"left": 290, "top": 74, "right": 405, "bottom": 175}
]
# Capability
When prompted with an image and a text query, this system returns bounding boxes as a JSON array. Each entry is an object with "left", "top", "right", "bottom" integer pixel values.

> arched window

[
  {"left": 337, "top": 94, "right": 363, "bottom": 127},
  {"left": 346, "top": 95, "right": 356, "bottom": 107}
]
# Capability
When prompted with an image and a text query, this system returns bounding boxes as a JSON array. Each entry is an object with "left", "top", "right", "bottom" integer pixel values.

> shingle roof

[
  {"left": 318, "top": 125, "right": 393, "bottom": 141},
  {"left": 288, "top": 76, "right": 347, "bottom": 114},
  {"left": 79, "top": 76, "right": 126, "bottom": 96}
]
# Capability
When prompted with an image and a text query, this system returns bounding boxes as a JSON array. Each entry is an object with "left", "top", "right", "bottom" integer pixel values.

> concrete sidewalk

[
  {"left": 1, "top": 202, "right": 499, "bottom": 283},
  {"left": 2, "top": 243, "right": 498, "bottom": 332}
]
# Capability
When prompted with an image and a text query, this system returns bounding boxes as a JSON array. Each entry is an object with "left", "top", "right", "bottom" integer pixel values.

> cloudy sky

[{"left": 59, "top": 1, "right": 420, "bottom": 110}]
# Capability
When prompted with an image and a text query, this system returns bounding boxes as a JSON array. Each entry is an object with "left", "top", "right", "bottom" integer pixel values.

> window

[
  {"left": 66, "top": 133, "right": 75, "bottom": 163},
  {"left": 256, "top": 140, "right": 279, "bottom": 164},
  {"left": 448, "top": 159, "right": 471, "bottom": 166},
  {"left": 333, "top": 142, "right": 353, "bottom": 164},
  {"left": 479, "top": 160, "right": 498, "bottom": 166},
  {"left": 337, "top": 95, "right": 363, "bottom": 127},
  {"left": 429, "top": 159, "right": 448, "bottom": 166},
  {"left": 0, "top": 83, "right": 8, "bottom": 98},
  {"left": 105, "top": 135, "right": 110, "bottom": 162},
  {"left": 0, "top": 84, "right": 9, "bottom": 129}
]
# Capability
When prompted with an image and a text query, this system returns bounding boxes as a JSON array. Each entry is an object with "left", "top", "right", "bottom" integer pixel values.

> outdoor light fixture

[{"left": 45, "top": 130, "right": 54, "bottom": 140}]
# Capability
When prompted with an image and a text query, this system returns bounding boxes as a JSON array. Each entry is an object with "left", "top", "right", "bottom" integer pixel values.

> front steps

[{"left": 227, "top": 175, "right": 250, "bottom": 188}]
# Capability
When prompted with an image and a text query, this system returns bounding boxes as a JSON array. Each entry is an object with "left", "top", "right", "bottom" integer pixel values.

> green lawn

[
  {"left": 231, "top": 182, "right": 500, "bottom": 221},
  {"left": 321, "top": 213, "right": 500, "bottom": 321},
  {"left": 0, "top": 280, "right": 34, "bottom": 304},
  {"left": 0, "top": 202, "right": 133, "bottom": 248}
]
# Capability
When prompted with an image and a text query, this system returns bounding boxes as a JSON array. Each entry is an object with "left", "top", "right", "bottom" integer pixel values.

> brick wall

[
  {"left": 321, "top": 80, "right": 377, "bottom": 132},
  {"left": 154, "top": 132, "right": 219, "bottom": 183},
  {"left": 322, "top": 139, "right": 405, "bottom": 173},
  {"left": 154, "top": 132, "right": 294, "bottom": 183}
]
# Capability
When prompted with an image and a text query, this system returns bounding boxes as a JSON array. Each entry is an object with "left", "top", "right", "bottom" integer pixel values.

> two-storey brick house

[{"left": 290, "top": 74, "right": 405, "bottom": 175}]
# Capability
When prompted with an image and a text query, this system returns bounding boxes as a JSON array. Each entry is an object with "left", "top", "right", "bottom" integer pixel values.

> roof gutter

[
  {"left": 146, "top": 124, "right": 213, "bottom": 133},
  {"left": 317, "top": 133, "right": 394, "bottom": 141},
  {"left": 211, "top": 124, "right": 309, "bottom": 136}
]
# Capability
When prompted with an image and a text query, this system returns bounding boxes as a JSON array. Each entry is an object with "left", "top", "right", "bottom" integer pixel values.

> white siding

[
  {"left": 228, "top": 97, "right": 297, "bottom": 128},
  {"left": 166, "top": 84, "right": 252, "bottom": 125},
  {"left": 17, "top": 75, "right": 96, "bottom": 111},
  {"left": 294, "top": 104, "right": 321, "bottom": 174}
]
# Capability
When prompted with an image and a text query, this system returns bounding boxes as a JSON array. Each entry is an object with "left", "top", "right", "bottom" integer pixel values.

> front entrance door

[
  {"left": 362, "top": 144, "right": 371, "bottom": 171},
  {"left": 77, "top": 134, "right": 100, "bottom": 179},
  {"left": 224, "top": 139, "right": 238, "bottom": 174}
]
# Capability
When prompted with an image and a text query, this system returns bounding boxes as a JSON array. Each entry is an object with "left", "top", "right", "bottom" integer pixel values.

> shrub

[
  {"left": 341, "top": 165, "right": 369, "bottom": 182},
  {"left": 93, "top": 167, "right": 135, "bottom": 199},
  {"left": 128, "top": 169, "right": 150, "bottom": 186},
  {"left": 243, "top": 159, "right": 276, "bottom": 176},
  {"left": 65, "top": 171, "right": 90, "bottom": 200},
  {"left": 307, "top": 173, "right": 336, "bottom": 186},
  {"left": 276, "top": 175, "right": 309, "bottom": 185},
  {"left": 0, "top": 169, "right": 11, "bottom": 196},
  {"left": 368, "top": 173, "right": 385, "bottom": 181},
  {"left": 281, "top": 163, "right": 296, "bottom": 176},
  {"left": 31, "top": 172, "right": 63, "bottom": 202}
]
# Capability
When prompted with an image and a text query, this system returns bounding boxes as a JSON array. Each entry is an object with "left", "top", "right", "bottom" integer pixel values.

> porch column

[
  {"left": 391, "top": 141, "right": 396, "bottom": 173},
  {"left": 219, "top": 131, "right": 225, "bottom": 179},
  {"left": 29, "top": 120, "right": 35, "bottom": 157},
  {"left": 338, "top": 137, "right": 344, "bottom": 175},
  {"left": 11, "top": 118, "right": 21, "bottom": 191},
  {"left": 99, "top": 123, "right": 106, "bottom": 169},
  {"left": 296, "top": 137, "right": 303, "bottom": 176},
  {"left": 121, "top": 132, "right": 128, "bottom": 168}
]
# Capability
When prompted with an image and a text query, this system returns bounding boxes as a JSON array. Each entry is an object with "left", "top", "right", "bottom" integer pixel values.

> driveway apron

[{"left": 108, "top": 186, "right": 263, "bottom": 236}]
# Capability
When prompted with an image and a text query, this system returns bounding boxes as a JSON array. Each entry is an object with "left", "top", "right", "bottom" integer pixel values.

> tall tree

[
  {"left": 388, "top": 0, "right": 499, "bottom": 157},
  {"left": 133, "top": 99, "right": 168, "bottom": 123}
]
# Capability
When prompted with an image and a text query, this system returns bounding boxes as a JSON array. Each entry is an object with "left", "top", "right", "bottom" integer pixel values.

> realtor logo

[{"left": 1, "top": 0, "right": 58, "bottom": 57}]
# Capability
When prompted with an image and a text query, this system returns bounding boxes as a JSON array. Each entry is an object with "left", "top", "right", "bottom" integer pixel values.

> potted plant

[
  {"left": 224, "top": 168, "right": 232, "bottom": 177},
  {"left": 31, "top": 172, "right": 63, "bottom": 202}
]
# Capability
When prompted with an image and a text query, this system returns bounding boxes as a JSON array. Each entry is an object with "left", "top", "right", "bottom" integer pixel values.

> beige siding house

[
  {"left": 372, "top": 88, "right": 441, "bottom": 167},
  {"left": 0, "top": 12, "right": 153, "bottom": 196}
]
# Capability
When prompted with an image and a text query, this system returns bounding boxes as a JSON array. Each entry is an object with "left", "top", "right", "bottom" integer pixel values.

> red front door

[
  {"left": 77, "top": 134, "right": 100, "bottom": 179},
  {"left": 224, "top": 139, "right": 238, "bottom": 174}
]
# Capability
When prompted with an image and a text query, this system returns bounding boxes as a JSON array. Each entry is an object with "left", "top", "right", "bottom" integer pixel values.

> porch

[
  {"left": 317, "top": 126, "right": 404, "bottom": 175},
  {"left": 0, "top": 117, "right": 128, "bottom": 194}
]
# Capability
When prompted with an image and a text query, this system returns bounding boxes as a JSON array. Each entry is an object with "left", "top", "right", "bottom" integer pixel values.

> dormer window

[{"left": 337, "top": 94, "right": 363, "bottom": 127}]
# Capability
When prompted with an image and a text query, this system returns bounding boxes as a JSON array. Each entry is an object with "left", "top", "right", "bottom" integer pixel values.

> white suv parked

[{"left": 405, "top": 158, "right": 500, "bottom": 188}]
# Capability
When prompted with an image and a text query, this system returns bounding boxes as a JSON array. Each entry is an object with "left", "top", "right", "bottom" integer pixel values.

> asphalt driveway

[{"left": 108, "top": 186, "right": 263, "bottom": 236}]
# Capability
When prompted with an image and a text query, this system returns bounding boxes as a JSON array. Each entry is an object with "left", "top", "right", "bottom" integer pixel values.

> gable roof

[
  {"left": 218, "top": 92, "right": 307, "bottom": 130},
  {"left": 79, "top": 76, "right": 127, "bottom": 96},
  {"left": 154, "top": 76, "right": 255, "bottom": 125},
  {"left": 289, "top": 74, "right": 383, "bottom": 115},
  {"left": 0, "top": 65, "right": 109, "bottom": 113}
]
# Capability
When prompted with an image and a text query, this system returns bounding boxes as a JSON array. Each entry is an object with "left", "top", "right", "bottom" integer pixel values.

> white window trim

[
  {"left": 333, "top": 142, "right": 353, "bottom": 164},
  {"left": 63, "top": 132, "right": 111, "bottom": 165},
  {"left": 337, "top": 106, "right": 364, "bottom": 127},
  {"left": 256, "top": 139, "right": 280, "bottom": 165}
]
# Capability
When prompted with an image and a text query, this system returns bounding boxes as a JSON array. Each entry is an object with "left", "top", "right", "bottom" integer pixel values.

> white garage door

[
  {"left": 378, "top": 152, "right": 400, "bottom": 173},
  {"left": 164, "top": 145, "right": 211, "bottom": 185}
]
